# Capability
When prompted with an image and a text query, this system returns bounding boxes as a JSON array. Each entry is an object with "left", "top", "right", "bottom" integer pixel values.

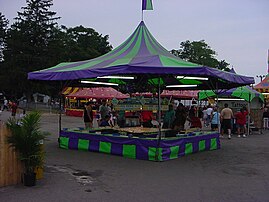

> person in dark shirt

[
  {"left": 84, "top": 102, "right": 93, "bottom": 129},
  {"left": 99, "top": 115, "right": 112, "bottom": 127}
]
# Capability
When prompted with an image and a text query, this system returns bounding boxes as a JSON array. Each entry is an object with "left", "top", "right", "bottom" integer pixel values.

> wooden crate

[{"left": 0, "top": 123, "right": 23, "bottom": 187}]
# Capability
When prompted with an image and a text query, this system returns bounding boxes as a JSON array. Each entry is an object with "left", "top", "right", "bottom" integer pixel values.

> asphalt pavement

[{"left": 0, "top": 111, "right": 269, "bottom": 202}]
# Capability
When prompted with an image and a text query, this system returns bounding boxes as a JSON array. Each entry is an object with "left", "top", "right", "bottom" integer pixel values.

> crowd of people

[
  {"left": 83, "top": 99, "right": 257, "bottom": 140},
  {"left": 82, "top": 99, "right": 248, "bottom": 138}
]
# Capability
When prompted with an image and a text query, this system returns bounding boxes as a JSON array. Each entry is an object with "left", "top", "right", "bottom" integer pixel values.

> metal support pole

[
  {"left": 247, "top": 93, "right": 250, "bottom": 136},
  {"left": 155, "top": 77, "right": 162, "bottom": 161}
]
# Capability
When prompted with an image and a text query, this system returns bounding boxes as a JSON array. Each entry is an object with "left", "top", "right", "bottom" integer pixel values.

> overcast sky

[{"left": 1, "top": 0, "right": 269, "bottom": 84}]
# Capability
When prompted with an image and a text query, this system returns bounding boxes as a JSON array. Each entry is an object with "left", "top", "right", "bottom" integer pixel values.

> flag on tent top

[{"left": 142, "top": 0, "right": 153, "bottom": 10}]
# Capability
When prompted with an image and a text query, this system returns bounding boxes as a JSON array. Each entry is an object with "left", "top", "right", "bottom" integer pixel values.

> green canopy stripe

[
  {"left": 108, "top": 28, "right": 143, "bottom": 67},
  {"left": 57, "top": 28, "right": 142, "bottom": 72},
  {"left": 144, "top": 26, "right": 173, "bottom": 56},
  {"left": 144, "top": 27, "right": 159, "bottom": 55},
  {"left": 159, "top": 55, "right": 199, "bottom": 67}
]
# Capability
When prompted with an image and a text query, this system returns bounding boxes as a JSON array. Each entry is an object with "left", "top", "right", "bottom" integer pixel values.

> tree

[
  {"left": 2, "top": 0, "right": 60, "bottom": 98},
  {"left": 171, "top": 40, "right": 230, "bottom": 71},
  {"left": 1, "top": 0, "right": 113, "bottom": 99},
  {"left": 0, "top": 12, "right": 9, "bottom": 62},
  {"left": 48, "top": 25, "right": 112, "bottom": 63}
]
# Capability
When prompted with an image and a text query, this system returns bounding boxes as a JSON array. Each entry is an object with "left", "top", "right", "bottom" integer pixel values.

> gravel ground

[{"left": 0, "top": 111, "right": 269, "bottom": 202}]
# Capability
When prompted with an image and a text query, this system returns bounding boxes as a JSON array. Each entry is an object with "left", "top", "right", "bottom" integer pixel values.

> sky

[{"left": 1, "top": 0, "right": 269, "bottom": 84}]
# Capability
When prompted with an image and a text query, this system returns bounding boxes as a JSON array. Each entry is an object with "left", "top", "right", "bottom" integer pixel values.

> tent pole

[
  {"left": 247, "top": 93, "right": 250, "bottom": 136},
  {"left": 216, "top": 82, "right": 220, "bottom": 133},
  {"left": 155, "top": 77, "right": 162, "bottom": 161},
  {"left": 59, "top": 82, "right": 63, "bottom": 136}
]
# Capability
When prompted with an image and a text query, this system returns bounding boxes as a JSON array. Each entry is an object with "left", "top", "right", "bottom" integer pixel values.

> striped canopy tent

[
  {"left": 198, "top": 86, "right": 264, "bottom": 103},
  {"left": 62, "top": 87, "right": 80, "bottom": 95},
  {"left": 66, "top": 87, "right": 129, "bottom": 99},
  {"left": 28, "top": 21, "right": 254, "bottom": 90},
  {"left": 254, "top": 75, "right": 269, "bottom": 93},
  {"left": 161, "top": 90, "right": 199, "bottom": 99}
]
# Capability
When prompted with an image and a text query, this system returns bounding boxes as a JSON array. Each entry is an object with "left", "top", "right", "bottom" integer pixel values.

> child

[{"left": 99, "top": 115, "right": 112, "bottom": 127}]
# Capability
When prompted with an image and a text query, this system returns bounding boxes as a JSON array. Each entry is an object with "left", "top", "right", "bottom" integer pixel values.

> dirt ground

[{"left": 0, "top": 111, "right": 269, "bottom": 202}]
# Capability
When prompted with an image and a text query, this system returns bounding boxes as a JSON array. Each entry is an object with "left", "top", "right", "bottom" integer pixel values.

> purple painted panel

[
  {"left": 111, "top": 143, "right": 123, "bottom": 156},
  {"left": 136, "top": 145, "right": 149, "bottom": 160},
  {"left": 89, "top": 140, "right": 100, "bottom": 152},
  {"left": 161, "top": 147, "right": 171, "bottom": 161},
  {"left": 68, "top": 138, "right": 78, "bottom": 150}
]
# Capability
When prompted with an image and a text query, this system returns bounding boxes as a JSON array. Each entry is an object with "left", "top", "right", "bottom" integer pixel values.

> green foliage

[
  {"left": 0, "top": 12, "right": 9, "bottom": 61},
  {"left": 6, "top": 111, "right": 49, "bottom": 173},
  {"left": 171, "top": 40, "right": 230, "bottom": 71},
  {"left": 1, "top": 0, "right": 112, "bottom": 99}
]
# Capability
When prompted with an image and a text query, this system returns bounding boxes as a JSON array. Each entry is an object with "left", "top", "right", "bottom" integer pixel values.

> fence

[{"left": 0, "top": 123, "right": 23, "bottom": 187}]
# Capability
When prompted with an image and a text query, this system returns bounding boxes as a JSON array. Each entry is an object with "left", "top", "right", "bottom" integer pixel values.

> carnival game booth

[
  {"left": 60, "top": 127, "right": 219, "bottom": 161},
  {"left": 198, "top": 86, "right": 264, "bottom": 134},
  {"left": 65, "top": 87, "right": 129, "bottom": 117},
  {"left": 28, "top": 17, "right": 254, "bottom": 161}
]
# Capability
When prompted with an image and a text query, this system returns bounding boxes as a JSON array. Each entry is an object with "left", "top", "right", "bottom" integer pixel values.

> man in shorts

[{"left": 220, "top": 103, "right": 233, "bottom": 139}]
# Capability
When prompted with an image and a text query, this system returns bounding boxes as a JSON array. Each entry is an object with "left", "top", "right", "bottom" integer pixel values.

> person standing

[
  {"left": 173, "top": 103, "right": 187, "bottom": 131},
  {"left": 11, "top": 101, "right": 18, "bottom": 117},
  {"left": 220, "top": 103, "right": 233, "bottom": 139},
  {"left": 163, "top": 104, "right": 175, "bottom": 129},
  {"left": 235, "top": 107, "right": 248, "bottom": 138},
  {"left": 3, "top": 97, "right": 8, "bottom": 111},
  {"left": 98, "top": 100, "right": 109, "bottom": 121},
  {"left": 205, "top": 105, "right": 213, "bottom": 127},
  {"left": 211, "top": 107, "right": 220, "bottom": 131},
  {"left": 84, "top": 102, "right": 93, "bottom": 129},
  {"left": 202, "top": 106, "right": 207, "bottom": 127}
]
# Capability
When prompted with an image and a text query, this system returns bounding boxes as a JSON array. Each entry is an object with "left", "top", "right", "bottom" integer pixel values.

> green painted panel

[
  {"left": 99, "top": 142, "right": 112, "bottom": 154},
  {"left": 123, "top": 145, "right": 136, "bottom": 159},
  {"left": 210, "top": 138, "right": 217, "bottom": 150},
  {"left": 199, "top": 140, "right": 206, "bottom": 151},
  {"left": 78, "top": 139, "right": 90, "bottom": 151},
  {"left": 148, "top": 147, "right": 162, "bottom": 161},
  {"left": 148, "top": 147, "right": 156, "bottom": 161},
  {"left": 170, "top": 146, "right": 179, "bottom": 159},
  {"left": 59, "top": 137, "right": 69, "bottom": 149},
  {"left": 185, "top": 143, "right": 193, "bottom": 155}
]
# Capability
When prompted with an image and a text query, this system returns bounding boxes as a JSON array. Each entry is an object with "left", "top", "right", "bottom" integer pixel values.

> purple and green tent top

[
  {"left": 28, "top": 21, "right": 254, "bottom": 89},
  {"left": 198, "top": 86, "right": 264, "bottom": 102}
]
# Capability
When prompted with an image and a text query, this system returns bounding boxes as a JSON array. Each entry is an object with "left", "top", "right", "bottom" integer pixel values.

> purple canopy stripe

[{"left": 28, "top": 21, "right": 254, "bottom": 88}]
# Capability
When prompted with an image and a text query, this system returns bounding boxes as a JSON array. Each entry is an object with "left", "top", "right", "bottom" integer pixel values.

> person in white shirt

[{"left": 205, "top": 105, "right": 213, "bottom": 127}]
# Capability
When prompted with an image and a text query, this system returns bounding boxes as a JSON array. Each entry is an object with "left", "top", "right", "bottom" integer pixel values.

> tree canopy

[
  {"left": 0, "top": 12, "right": 8, "bottom": 62},
  {"left": 171, "top": 40, "right": 230, "bottom": 71},
  {"left": 0, "top": 0, "right": 112, "bottom": 99}
]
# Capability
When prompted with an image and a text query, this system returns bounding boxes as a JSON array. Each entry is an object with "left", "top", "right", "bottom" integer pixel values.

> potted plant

[{"left": 6, "top": 111, "right": 49, "bottom": 186}]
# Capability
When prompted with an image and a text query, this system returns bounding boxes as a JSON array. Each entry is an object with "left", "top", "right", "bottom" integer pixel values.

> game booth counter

[
  {"left": 28, "top": 17, "right": 254, "bottom": 160},
  {"left": 64, "top": 87, "right": 129, "bottom": 117},
  {"left": 62, "top": 94, "right": 220, "bottom": 161}
]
